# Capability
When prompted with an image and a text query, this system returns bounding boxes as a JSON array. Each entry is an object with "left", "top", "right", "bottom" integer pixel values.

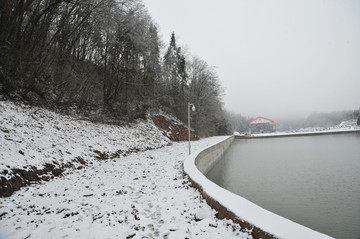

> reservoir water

[{"left": 206, "top": 133, "right": 360, "bottom": 239}]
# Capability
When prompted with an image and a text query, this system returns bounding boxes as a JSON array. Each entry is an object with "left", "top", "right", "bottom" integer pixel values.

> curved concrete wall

[
  {"left": 183, "top": 136, "right": 334, "bottom": 239},
  {"left": 194, "top": 135, "right": 234, "bottom": 175}
]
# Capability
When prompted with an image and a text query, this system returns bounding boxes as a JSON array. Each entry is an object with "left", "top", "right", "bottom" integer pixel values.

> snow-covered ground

[
  {"left": 0, "top": 101, "right": 170, "bottom": 178},
  {"left": 0, "top": 101, "right": 252, "bottom": 239}
]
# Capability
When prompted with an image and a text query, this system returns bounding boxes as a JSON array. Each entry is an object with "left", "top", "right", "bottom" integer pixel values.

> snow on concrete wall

[
  {"left": 194, "top": 136, "right": 234, "bottom": 175},
  {"left": 184, "top": 136, "right": 334, "bottom": 239}
]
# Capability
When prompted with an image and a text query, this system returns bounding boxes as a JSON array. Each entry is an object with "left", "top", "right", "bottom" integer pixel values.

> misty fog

[{"left": 145, "top": 0, "right": 360, "bottom": 122}]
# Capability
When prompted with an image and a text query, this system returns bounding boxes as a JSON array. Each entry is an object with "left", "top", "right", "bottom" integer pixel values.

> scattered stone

[
  {"left": 75, "top": 157, "right": 86, "bottom": 165},
  {"left": 116, "top": 189, "right": 127, "bottom": 195},
  {"left": 93, "top": 150, "right": 109, "bottom": 160},
  {"left": 194, "top": 207, "right": 212, "bottom": 222},
  {"left": 126, "top": 233, "right": 136, "bottom": 239},
  {"left": 209, "top": 223, "right": 218, "bottom": 228}
]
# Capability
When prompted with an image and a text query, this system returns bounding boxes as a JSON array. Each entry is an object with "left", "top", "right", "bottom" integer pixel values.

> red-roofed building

[{"left": 249, "top": 116, "right": 276, "bottom": 134}]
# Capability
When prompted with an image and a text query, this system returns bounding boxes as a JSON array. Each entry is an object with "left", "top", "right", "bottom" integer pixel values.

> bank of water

[{"left": 206, "top": 133, "right": 360, "bottom": 239}]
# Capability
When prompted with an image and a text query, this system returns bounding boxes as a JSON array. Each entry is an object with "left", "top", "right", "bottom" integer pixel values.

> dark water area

[{"left": 207, "top": 133, "right": 360, "bottom": 239}]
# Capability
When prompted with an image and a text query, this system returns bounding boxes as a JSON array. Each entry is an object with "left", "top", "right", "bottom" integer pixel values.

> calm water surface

[{"left": 207, "top": 133, "right": 360, "bottom": 239}]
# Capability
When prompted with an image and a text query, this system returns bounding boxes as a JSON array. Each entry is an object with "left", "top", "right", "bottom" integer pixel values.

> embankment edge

[{"left": 183, "top": 135, "right": 334, "bottom": 239}]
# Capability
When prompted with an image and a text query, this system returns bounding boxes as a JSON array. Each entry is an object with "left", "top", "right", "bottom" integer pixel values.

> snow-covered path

[{"left": 0, "top": 137, "right": 252, "bottom": 239}]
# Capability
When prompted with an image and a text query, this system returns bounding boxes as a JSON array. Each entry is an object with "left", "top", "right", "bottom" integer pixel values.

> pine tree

[
  {"left": 163, "top": 32, "right": 188, "bottom": 120},
  {"left": 164, "top": 32, "right": 180, "bottom": 98}
]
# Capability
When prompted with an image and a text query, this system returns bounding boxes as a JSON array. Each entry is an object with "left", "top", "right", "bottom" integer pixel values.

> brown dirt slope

[{"left": 152, "top": 115, "right": 198, "bottom": 141}]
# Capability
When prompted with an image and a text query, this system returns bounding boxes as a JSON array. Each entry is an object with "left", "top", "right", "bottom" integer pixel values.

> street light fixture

[{"left": 188, "top": 102, "right": 195, "bottom": 155}]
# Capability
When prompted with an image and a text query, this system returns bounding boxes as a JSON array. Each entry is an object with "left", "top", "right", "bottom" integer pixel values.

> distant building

[
  {"left": 249, "top": 116, "right": 276, "bottom": 134},
  {"left": 338, "top": 119, "right": 357, "bottom": 128}
]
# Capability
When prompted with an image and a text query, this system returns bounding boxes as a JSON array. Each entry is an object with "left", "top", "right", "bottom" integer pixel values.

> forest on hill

[{"left": 0, "top": 0, "right": 231, "bottom": 136}]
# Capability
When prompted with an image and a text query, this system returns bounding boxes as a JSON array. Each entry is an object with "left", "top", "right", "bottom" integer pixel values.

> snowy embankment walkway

[{"left": 0, "top": 101, "right": 252, "bottom": 239}]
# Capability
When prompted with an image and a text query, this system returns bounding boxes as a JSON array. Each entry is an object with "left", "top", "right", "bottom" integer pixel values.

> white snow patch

[
  {"left": 0, "top": 101, "right": 170, "bottom": 177},
  {"left": 0, "top": 101, "right": 252, "bottom": 239},
  {"left": 194, "top": 207, "right": 213, "bottom": 221}
]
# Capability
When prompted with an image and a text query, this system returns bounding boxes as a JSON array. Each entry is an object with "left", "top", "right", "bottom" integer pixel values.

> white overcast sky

[{"left": 143, "top": 0, "right": 360, "bottom": 119}]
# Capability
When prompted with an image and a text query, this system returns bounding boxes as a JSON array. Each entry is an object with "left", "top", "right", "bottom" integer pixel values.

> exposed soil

[
  {"left": 0, "top": 148, "right": 152, "bottom": 198},
  {"left": 0, "top": 156, "right": 87, "bottom": 197},
  {"left": 152, "top": 115, "right": 198, "bottom": 141}
]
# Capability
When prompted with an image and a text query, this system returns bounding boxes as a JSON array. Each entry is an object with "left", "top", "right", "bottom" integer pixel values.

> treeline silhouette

[{"left": 0, "top": 0, "right": 231, "bottom": 136}]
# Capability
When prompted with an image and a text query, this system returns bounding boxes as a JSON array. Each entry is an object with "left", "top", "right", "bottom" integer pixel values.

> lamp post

[{"left": 188, "top": 102, "right": 195, "bottom": 155}]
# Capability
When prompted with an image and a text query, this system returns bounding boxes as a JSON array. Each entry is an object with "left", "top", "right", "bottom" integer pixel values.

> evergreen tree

[
  {"left": 177, "top": 52, "right": 187, "bottom": 99},
  {"left": 163, "top": 32, "right": 188, "bottom": 121},
  {"left": 163, "top": 32, "right": 180, "bottom": 99}
]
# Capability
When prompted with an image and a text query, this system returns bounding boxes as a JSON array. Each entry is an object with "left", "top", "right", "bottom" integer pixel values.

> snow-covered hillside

[
  {"left": 0, "top": 101, "right": 170, "bottom": 172},
  {"left": 0, "top": 101, "right": 172, "bottom": 196},
  {"left": 0, "top": 100, "right": 252, "bottom": 238}
]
